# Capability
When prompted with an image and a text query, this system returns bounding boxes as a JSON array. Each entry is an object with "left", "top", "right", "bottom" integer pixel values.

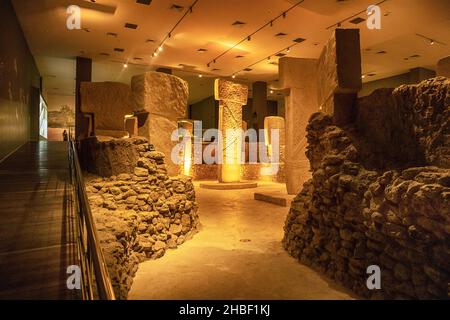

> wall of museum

[
  {"left": 359, "top": 67, "right": 436, "bottom": 97},
  {"left": 284, "top": 77, "right": 449, "bottom": 299},
  {"left": 189, "top": 96, "right": 218, "bottom": 130},
  {"left": 0, "top": 0, "right": 40, "bottom": 160}
]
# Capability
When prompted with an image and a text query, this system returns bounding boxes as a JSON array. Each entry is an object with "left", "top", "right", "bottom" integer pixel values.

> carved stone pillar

[
  {"left": 279, "top": 58, "right": 318, "bottom": 194},
  {"left": 214, "top": 79, "right": 249, "bottom": 183},
  {"left": 264, "top": 116, "right": 285, "bottom": 161},
  {"left": 317, "top": 28, "right": 362, "bottom": 126}
]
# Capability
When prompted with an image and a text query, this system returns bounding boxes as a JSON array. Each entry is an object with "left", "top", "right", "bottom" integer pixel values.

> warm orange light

[{"left": 183, "top": 139, "right": 192, "bottom": 176}]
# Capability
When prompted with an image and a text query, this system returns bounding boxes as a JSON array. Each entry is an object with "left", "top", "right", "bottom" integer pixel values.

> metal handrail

[{"left": 68, "top": 131, "right": 116, "bottom": 300}]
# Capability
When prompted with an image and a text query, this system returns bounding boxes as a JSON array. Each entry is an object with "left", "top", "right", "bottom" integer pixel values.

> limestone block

[
  {"left": 279, "top": 58, "right": 318, "bottom": 194},
  {"left": 264, "top": 116, "right": 285, "bottom": 146},
  {"left": 285, "top": 88, "right": 316, "bottom": 194},
  {"left": 178, "top": 120, "right": 194, "bottom": 176},
  {"left": 316, "top": 29, "right": 362, "bottom": 117},
  {"left": 137, "top": 114, "right": 176, "bottom": 174},
  {"left": 80, "top": 81, "right": 133, "bottom": 131},
  {"left": 214, "top": 79, "right": 249, "bottom": 183},
  {"left": 436, "top": 56, "right": 450, "bottom": 77},
  {"left": 125, "top": 117, "right": 138, "bottom": 137},
  {"left": 80, "top": 136, "right": 143, "bottom": 176},
  {"left": 131, "top": 72, "right": 188, "bottom": 120},
  {"left": 264, "top": 116, "right": 286, "bottom": 164},
  {"left": 131, "top": 72, "right": 189, "bottom": 176},
  {"left": 279, "top": 57, "right": 317, "bottom": 89}
]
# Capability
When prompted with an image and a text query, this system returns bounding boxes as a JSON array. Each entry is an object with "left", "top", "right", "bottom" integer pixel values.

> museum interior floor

[
  {"left": 129, "top": 182, "right": 357, "bottom": 300},
  {"left": 0, "top": 142, "right": 79, "bottom": 299}
]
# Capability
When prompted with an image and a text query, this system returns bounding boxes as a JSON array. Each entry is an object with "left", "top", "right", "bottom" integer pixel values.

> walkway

[
  {"left": 129, "top": 182, "right": 356, "bottom": 300},
  {"left": 0, "top": 142, "right": 80, "bottom": 299}
]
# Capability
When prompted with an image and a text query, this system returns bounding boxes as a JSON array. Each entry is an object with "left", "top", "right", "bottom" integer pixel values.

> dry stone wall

[
  {"left": 84, "top": 137, "right": 199, "bottom": 299},
  {"left": 284, "top": 77, "right": 449, "bottom": 299}
]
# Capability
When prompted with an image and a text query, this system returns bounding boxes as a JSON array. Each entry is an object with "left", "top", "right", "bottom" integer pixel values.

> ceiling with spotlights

[{"left": 12, "top": 0, "right": 450, "bottom": 103}]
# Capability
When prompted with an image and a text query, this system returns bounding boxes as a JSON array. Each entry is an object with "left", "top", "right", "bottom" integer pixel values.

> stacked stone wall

[
  {"left": 84, "top": 136, "right": 199, "bottom": 299},
  {"left": 284, "top": 78, "right": 449, "bottom": 299}
]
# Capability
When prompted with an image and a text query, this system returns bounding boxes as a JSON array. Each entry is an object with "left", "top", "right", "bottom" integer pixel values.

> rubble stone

[
  {"left": 86, "top": 138, "right": 199, "bottom": 299},
  {"left": 283, "top": 77, "right": 450, "bottom": 299}
]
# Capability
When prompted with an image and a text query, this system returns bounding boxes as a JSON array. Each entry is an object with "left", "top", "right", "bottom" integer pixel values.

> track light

[
  {"left": 207, "top": 63, "right": 210, "bottom": 68},
  {"left": 430, "top": 40, "right": 435, "bottom": 45},
  {"left": 123, "top": 63, "right": 128, "bottom": 68},
  {"left": 158, "top": 46, "right": 163, "bottom": 52},
  {"left": 270, "top": 20, "right": 273, "bottom": 27},
  {"left": 232, "top": 74, "right": 236, "bottom": 79},
  {"left": 248, "top": 36, "right": 251, "bottom": 41},
  {"left": 168, "top": 33, "right": 172, "bottom": 38},
  {"left": 270, "top": 90, "right": 274, "bottom": 94},
  {"left": 198, "top": 74, "right": 202, "bottom": 78},
  {"left": 286, "top": 47, "right": 290, "bottom": 53},
  {"left": 282, "top": 12, "right": 286, "bottom": 18}
]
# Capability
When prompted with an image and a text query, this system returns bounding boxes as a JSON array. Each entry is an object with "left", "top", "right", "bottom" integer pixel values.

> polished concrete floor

[{"left": 129, "top": 182, "right": 355, "bottom": 300}]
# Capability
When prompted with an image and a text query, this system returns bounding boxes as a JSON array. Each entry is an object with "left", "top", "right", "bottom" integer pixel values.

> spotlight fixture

[
  {"left": 270, "top": 20, "right": 273, "bottom": 27},
  {"left": 232, "top": 74, "right": 236, "bottom": 79},
  {"left": 286, "top": 47, "right": 290, "bottom": 53},
  {"left": 362, "top": 75, "right": 366, "bottom": 79},
  {"left": 198, "top": 74, "right": 203, "bottom": 78},
  {"left": 430, "top": 40, "right": 435, "bottom": 45},
  {"left": 168, "top": 32, "right": 172, "bottom": 38},
  {"left": 158, "top": 46, "right": 163, "bottom": 52},
  {"left": 123, "top": 63, "right": 128, "bottom": 68},
  {"left": 207, "top": 63, "right": 210, "bottom": 67},
  {"left": 248, "top": 36, "right": 251, "bottom": 41},
  {"left": 282, "top": 12, "right": 286, "bottom": 18},
  {"left": 270, "top": 90, "right": 274, "bottom": 94}
]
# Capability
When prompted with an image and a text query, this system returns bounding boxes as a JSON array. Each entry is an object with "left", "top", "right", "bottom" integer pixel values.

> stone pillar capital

[
  {"left": 279, "top": 57, "right": 318, "bottom": 90},
  {"left": 214, "top": 79, "right": 248, "bottom": 105}
]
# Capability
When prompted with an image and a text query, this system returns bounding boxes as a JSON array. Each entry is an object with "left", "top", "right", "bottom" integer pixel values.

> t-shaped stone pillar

[
  {"left": 131, "top": 71, "right": 189, "bottom": 176},
  {"left": 279, "top": 57, "right": 319, "bottom": 195},
  {"left": 214, "top": 79, "right": 249, "bottom": 183},
  {"left": 264, "top": 116, "right": 285, "bottom": 161},
  {"left": 317, "top": 29, "right": 362, "bottom": 125},
  {"left": 80, "top": 81, "right": 133, "bottom": 137}
]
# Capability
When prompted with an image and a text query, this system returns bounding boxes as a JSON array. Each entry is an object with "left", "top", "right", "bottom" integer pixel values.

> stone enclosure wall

[
  {"left": 284, "top": 77, "right": 449, "bottom": 299},
  {"left": 84, "top": 137, "right": 199, "bottom": 299}
]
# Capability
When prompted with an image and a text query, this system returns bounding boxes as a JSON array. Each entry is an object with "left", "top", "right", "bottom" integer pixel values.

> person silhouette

[{"left": 62, "top": 130, "right": 68, "bottom": 141}]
